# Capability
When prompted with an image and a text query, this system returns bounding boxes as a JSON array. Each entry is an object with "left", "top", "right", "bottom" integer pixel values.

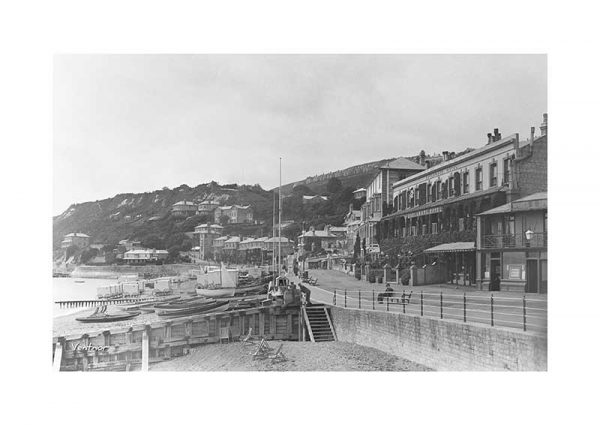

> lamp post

[{"left": 525, "top": 229, "right": 534, "bottom": 240}]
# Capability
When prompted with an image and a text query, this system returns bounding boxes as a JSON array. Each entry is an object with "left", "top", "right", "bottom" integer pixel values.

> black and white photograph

[
  {"left": 52, "top": 54, "right": 547, "bottom": 372},
  {"left": 4, "top": 2, "right": 600, "bottom": 424}
]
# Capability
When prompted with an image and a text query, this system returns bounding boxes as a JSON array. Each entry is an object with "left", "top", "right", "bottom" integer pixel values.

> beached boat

[
  {"left": 156, "top": 300, "right": 229, "bottom": 317},
  {"left": 75, "top": 306, "right": 141, "bottom": 323},
  {"left": 234, "top": 282, "right": 268, "bottom": 296}
]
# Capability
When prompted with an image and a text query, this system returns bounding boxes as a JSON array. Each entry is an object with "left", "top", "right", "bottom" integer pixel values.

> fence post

[
  {"left": 402, "top": 290, "right": 406, "bottom": 314},
  {"left": 523, "top": 295, "right": 527, "bottom": 331},
  {"left": 440, "top": 292, "right": 443, "bottom": 319},
  {"left": 372, "top": 290, "right": 375, "bottom": 310},
  {"left": 386, "top": 296, "right": 389, "bottom": 312},
  {"left": 490, "top": 293, "right": 494, "bottom": 327},
  {"left": 420, "top": 291, "right": 423, "bottom": 316},
  {"left": 344, "top": 289, "right": 347, "bottom": 308},
  {"left": 463, "top": 292, "right": 467, "bottom": 322},
  {"left": 333, "top": 289, "right": 336, "bottom": 306},
  {"left": 359, "top": 290, "right": 361, "bottom": 309}
]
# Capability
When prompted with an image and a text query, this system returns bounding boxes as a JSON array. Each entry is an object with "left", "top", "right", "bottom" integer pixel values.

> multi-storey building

[
  {"left": 359, "top": 157, "right": 425, "bottom": 246},
  {"left": 171, "top": 200, "right": 198, "bottom": 217},
  {"left": 61, "top": 232, "right": 90, "bottom": 250},
  {"left": 214, "top": 205, "right": 254, "bottom": 224},
  {"left": 193, "top": 223, "right": 223, "bottom": 261},
  {"left": 197, "top": 200, "right": 220, "bottom": 216},
  {"left": 212, "top": 236, "right": 228, "bottom": 261}
]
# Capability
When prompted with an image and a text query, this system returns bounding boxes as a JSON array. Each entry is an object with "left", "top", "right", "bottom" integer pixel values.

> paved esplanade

[{"left": 296, "top": 269, "right": 547, "bottom": 334}]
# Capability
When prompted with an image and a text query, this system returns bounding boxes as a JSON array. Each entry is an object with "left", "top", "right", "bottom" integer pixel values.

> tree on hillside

[
  {"left": 292, "top": 185, "right": 314, "bottom": 196},
  {"left": 142, "top": 234, "right": 164, "bottom": 249},
  {"left": 326, "top": 177, "right": 343, "bottom": 194},
  {"left": 219, "top": 215, "right": 230, "bottom": 226}
]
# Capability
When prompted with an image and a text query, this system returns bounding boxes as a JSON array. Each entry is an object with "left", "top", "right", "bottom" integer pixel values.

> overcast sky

[{"left": 53, "top": 54, "right": 546, "bottom": 215}]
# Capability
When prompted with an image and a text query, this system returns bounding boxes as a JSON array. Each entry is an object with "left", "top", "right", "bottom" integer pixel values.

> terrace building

[
  {"left": 197, "top": 200, "right": 220, "bottom": 216},
  {"left": 123, "top": 249, "right": 169, "bottom": 264},
  {"left": 212, "top": 236, "right": 228, "bottom": 261},
  {"left": 378, "top": 114, "right": 548, "bottom": 286},
  {"left": 359, "top": 157, "right": 425, "bottom": 246}
]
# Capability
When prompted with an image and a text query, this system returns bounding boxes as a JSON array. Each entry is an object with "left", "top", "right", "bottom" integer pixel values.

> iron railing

[
  {"left": 482, "top": 232, "right": 547, "bottom": 249},
  {"left": 316, "top": 286, "right": 547, "bottom": 333}
]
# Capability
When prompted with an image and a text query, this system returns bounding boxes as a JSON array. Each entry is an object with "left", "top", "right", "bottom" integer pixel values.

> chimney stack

[
  {"left": 540, "top": 113, "right": 548, "bottom": 136},
  {"left": 493, "top": 128, "right": 501, "bottom": 141},
  {"left": 487, "top": 133, "right": 493, "bottom": 144},
  {"left": 530, "top": 126, "right": 535, "bottom": 141},
  {"left": 442, "top": 151, "right": 449, "bottom": 161},
  {"left": 425, "top": 160, "right": 431, "bottom": 169}
]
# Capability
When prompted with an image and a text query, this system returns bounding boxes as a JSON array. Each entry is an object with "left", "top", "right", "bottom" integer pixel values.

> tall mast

[
  {"left": 278, "top": 157, "right": 282, "bottom": 276},
  {"left": 272, "top": 190, "right": 276, "bottom": 273}
]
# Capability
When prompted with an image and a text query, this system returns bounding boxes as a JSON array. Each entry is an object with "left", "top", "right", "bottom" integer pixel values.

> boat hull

[
  {"left": 195, "top": 287, "right": 236, "bottom": 298},
  {"left": 75, "top": 311, "right": 141, "bottom": 323}
]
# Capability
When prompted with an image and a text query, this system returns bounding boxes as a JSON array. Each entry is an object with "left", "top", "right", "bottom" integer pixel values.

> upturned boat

[{"left": 76, "top": 306, "right": 141, "bottom": 323}]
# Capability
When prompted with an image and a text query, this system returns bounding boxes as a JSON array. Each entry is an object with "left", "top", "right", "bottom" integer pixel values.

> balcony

[{"left": 481, "top": 232, "right": 547, "bottom": 249}]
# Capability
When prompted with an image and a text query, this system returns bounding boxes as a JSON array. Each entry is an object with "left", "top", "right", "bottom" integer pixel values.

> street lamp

[{"left": 525, "top": 229, "right": 534, "bottom": 241}]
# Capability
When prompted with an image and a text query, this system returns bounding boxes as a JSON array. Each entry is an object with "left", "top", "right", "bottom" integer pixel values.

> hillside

[
  {"left": 277, "top": 158, "right": 396, "bottom": 196},
  {"left": 53, "top": 182, "right": 273, "bottom": 251},
  {"left": 53, "top": 155, "right": 427, "bottom": 254}
]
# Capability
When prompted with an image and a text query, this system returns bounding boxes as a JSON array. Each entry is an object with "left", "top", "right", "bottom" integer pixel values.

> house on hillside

[
  {"left": 297, "top": 226, "right": 340, "bottom": 257},
  {"left": 61, "top": 233, "right": 90, "bottom": 250},
  {"left": 302, "top": 195, "right": 328, "bottom": 205},
  {"left": 214, "top": 205, "right": 254, "bottom": 224},
  {"left": 352, "top": 188, "right": 366, "bottom": 199},
  {"left": 171, "top": 200, "right": 197, "bottom": 217},
  {"left": 197, "top": 200, "right": 220, "bottom": 216}
]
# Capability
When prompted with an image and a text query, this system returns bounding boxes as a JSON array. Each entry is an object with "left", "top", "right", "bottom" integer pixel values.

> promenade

[{"left": 297, "top": 269, "right": 548, "bottom": 334}]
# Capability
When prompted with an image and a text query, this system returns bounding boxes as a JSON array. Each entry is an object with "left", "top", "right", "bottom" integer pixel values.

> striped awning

[{"left": 424, "top": 241, "right": 475, "bottom": 253}]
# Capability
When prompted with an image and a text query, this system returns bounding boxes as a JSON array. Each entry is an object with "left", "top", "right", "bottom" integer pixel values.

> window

[
  {"left": 422, "top": 224, "right": 428, "bottom": 235},
  {"left": 463, "top": 171, "right": 469, "bottom": 193},
  {"left": 448, "top": 176, "right": 454, "bottom": 197},
  {"left": 475, "top": 167, "right": 483, "bottom": 190},
  {"left": 431, "top": 223, "right": 438, "bottom": 234},
  {"left": 490, "top": 162, "right": 498, "bottom": 187},
  {"left": 503, "top": 158, "right": 510, "bottom": 185},
  {"left": 458, "top": 218, "right": 465, "bottom": 232}
]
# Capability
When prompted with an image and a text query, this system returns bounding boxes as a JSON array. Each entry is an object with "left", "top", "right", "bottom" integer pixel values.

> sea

[{"left": 53, "top": 277, "right": 118, "bottom": 317}]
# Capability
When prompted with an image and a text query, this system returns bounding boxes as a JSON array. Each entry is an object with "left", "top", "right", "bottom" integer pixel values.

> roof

[
  {"left": 64, "top": 233, "right": 90, "bottom": 238},
  {"left": 125, "top": 249, "right": 169, "bottom": 254},
  {"left": 173, "top": 200, "right": 196, "bottom": 206},
  {"left": 381, "top": 157, "right": 426, "bottom": 171},
  {"left": 224, "top": 236, "right": 240, "bottom": 243},
  {"left": 424, "top": 242, "right": 475, "bottom": 253},
  {"left": 265, "top": 236, "right": 292, "bottom": 243},
  {"left": 328, "top": 226, "right": 347, "bottom": 232},
  {"left": 303, "top": 195, "right": 328, "bottom": 200},
  {"left": 352, "top": 188, "right": 366, "bottom": 193},
  {"left": 199, "top": 200, "right": 219, "bottom": 204},
  {"left": 392, "top": 134, "right": 519, "bottom": 189},
  {"left": 300, "top": 230, "right": 336, "bottom": 238},
  {"left": 195, "top": 223, "right": 224, "bottom": 229},
  {"left": 477, "top": 192, "right": 547, "bottom": 216},
  {"left": 239, "top": 238, "right": 256, "bottom": 244},
  {"left": 214, "top": 236, "right": 229, "bottom": 241}
]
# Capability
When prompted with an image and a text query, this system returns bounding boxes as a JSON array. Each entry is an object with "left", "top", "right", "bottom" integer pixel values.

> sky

[{"left": 53, "top": 54, "right": 546, "bottom": 215}]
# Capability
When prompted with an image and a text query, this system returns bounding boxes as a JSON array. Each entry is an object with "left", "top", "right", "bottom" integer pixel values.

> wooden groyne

[
  {"left": 55, "top": 298, "right": 156, "bottom": 309},
  {"left": 53, "top": 305, "right": 301, "bottom": 371}
]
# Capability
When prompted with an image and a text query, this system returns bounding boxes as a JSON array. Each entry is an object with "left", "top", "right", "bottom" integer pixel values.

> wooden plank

[
  {"left": 53, "top": 342, "right": 63, "bottom": 372},
  {"left": 141, "top": 330, "right": 149, "bottom": 372}
]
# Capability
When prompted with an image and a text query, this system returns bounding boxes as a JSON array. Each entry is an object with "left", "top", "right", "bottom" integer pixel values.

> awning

[{"left": 424, "top": 241, "right": 475, "bottom": 253}]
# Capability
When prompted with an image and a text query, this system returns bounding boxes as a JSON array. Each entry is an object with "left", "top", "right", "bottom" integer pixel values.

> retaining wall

[{"left": 330, "top": 307, "right": 547, "bottom": 371}]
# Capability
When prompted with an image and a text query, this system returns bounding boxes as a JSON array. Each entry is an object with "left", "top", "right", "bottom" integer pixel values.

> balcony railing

[{"left": 482, "top": 232, "right": 547, "bottom": 249}]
